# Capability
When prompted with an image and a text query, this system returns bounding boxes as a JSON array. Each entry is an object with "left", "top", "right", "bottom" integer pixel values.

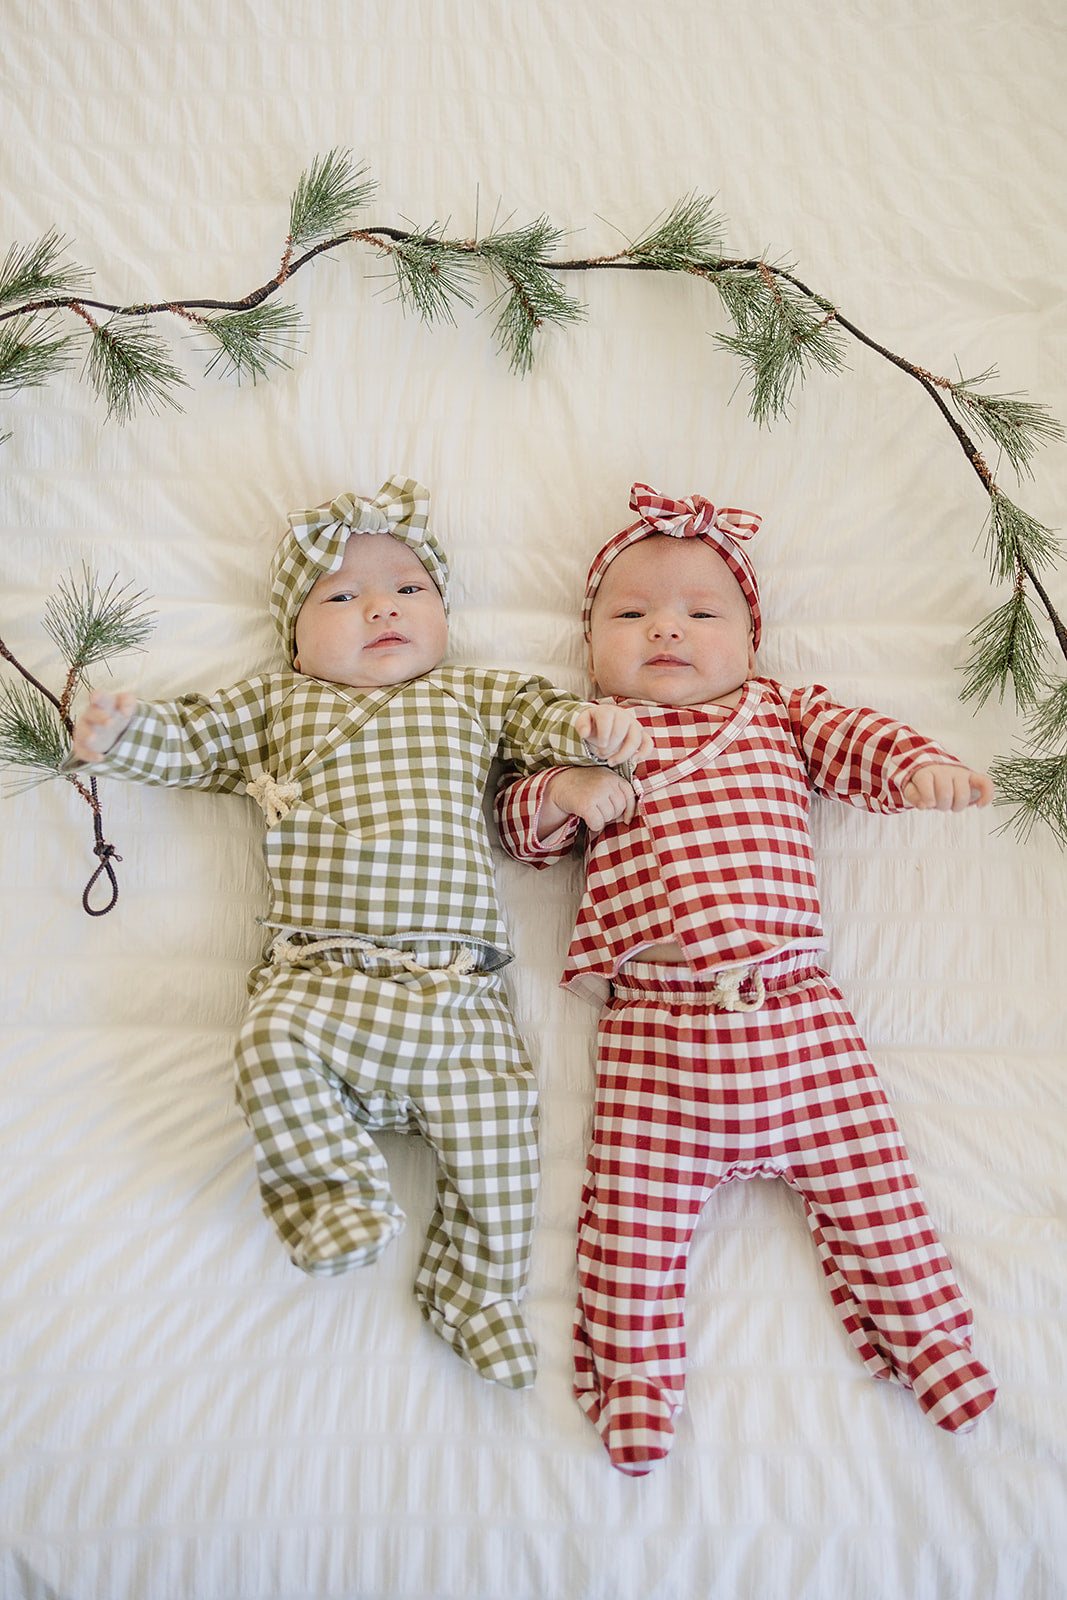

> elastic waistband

[{"left": 612, "top": 949, "right": 824, "bottom": 1009}]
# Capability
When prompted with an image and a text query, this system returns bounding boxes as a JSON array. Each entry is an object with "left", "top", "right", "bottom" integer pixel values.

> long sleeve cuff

[{"left": 495, "top": 767, "right": 582, "bottom": 866}]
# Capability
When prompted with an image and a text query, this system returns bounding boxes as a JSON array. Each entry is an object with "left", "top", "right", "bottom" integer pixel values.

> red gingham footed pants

[{"left": 574, "top": 955, "right": 997, "bottom": 1475}]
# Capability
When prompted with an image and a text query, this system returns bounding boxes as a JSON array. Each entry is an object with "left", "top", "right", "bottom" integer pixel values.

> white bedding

[{"left": 1, "top": 3, "right": 1065, "bottom": 1597}]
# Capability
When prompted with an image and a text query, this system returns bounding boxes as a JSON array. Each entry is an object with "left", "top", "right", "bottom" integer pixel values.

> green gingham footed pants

[{"left": 234, "top": 938, "right": 540, "bottom": 1388}]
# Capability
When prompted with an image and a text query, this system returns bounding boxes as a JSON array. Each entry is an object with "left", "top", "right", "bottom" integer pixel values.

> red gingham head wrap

[{"left": 582, "top": 483, "right": 763, "bottom": 649}]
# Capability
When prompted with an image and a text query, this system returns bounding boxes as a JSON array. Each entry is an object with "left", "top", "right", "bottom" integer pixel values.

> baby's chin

[
  {"left": 598, "top": 675, "right": 749, "bottom": 708},
  {"left": 294, "top": 650, "right": 448, "bottom": 689}
]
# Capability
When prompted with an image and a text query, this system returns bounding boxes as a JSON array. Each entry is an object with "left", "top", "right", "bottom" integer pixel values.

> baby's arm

[
  {"left": 902, "top": 763, "right": 993, "bottom": 811},
  {"left": 70, "top": 690, "right": 137, "bottom": 763}
]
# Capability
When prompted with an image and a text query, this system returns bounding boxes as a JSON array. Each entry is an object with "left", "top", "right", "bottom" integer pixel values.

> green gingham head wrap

[{"left": 269, "top": 476, "right": 448, "bottom": 663}]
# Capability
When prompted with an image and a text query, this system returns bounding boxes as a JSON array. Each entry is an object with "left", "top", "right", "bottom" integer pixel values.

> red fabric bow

[{"left": 629, "top": 483, "right": 761, "bottom": 542}]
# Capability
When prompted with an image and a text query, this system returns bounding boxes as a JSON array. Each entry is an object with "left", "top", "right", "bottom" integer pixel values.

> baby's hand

[
  {"left": 575, "top": 700, "right": 652, "bottom": 766},
  {"left": 70, "top": 690, "right": 137, "bottom": 763},
  {"left": 540, "top": 766, "right": 637, "bottom": 836},
  {"left": 903, "top": 763, "right": 994, "bottom": 812}
]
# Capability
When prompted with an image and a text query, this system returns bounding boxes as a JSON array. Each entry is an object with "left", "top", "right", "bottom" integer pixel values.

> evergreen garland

[{"left": 0, "top": 149, "right": 1065, "bottom": 849}]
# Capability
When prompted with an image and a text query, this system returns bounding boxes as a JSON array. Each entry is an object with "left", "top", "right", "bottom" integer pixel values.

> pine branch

[
  {"left": 950, "top": 369, "right": 1064, "bottom": 481},
  {"left": 0, "top": 229, "right": 90, "bottom": 308},
  {"left": 201, "top": 302, "right": 304, "bottom": 384},
  {"left": 961, "top": 587, "right": 1052, "bottom": 709},
  {"left": 286, "top": 149, "right": 376, "bottom": 255},
  {"left": 83, "top": 317, "right": 188, "bottom": 422},
  {"left": 0, "top": 569, "right": 155, "bottom": 913}
]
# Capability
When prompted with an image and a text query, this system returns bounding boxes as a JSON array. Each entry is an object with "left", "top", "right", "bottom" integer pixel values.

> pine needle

[
  {"left": 1025, "top": 679, "right": 1067, "bottom": 746},
  {"left": 988, "top": 751, "right": 1067, "bottom": 846},
  {"left": 387, "top": 230, "right": 477, "bottom": 325},
  {"left": 0, "top": 677, "right": 69, "bottom": 784},
  {"left": 201, "top": 302, "right": 304, "bottom": 384},
  {"left": 0, "top": 312, "right": 76, "bottom": 393},
  {"left": 712, "top": 266, "right": 774, "bottom": 330},
  {"left": 43, "top": 565, "right": 155, "bottom": 673},
  {"left": 479, "top": 218, "right": 585, "bottom": 374},
  {"left": 626, "top": 194, "right": 726, "bottom": 269},
  {"left": 960, "top": 588, "right": 1051, "bottom": 708},
  {"left": 83, "top": 318, "right": 188, "bottom": 422},
  {"left": 950, "top": 369, "right": 1064, "bottom": 480},
  {"left": 715, "top": 267, "right": 847, "bottom": 425},
  {"left": 983, "top": 490, "right": 1061, "bottom": 583},
  {"left": 288, "top": 149, "right": 376, "bottom": 250},
  {"left": 0, "top": 229, "right": 90, "bottom": 308}
]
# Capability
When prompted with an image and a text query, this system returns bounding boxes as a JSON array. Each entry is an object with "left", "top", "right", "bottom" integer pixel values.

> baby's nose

[
  {"left": 365, "top": 591, "right": 399, "bottom": 617},
  {"left": 649, "top": 613, "right": 683, "bottom": 638}
]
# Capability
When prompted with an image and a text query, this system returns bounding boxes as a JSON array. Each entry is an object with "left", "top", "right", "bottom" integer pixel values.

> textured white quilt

[{"left": 1, "top": 3, "right": 1064, "bottom": 1597}]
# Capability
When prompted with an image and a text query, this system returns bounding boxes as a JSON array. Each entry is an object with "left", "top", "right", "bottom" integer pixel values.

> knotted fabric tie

[
  {"left": 246, "top": 773, "right": 302, "bottom": 825},
  {"left": 707, "top": 965, "right": 766, "bottom": 1012},
  {"left": 628, "top": 483, "right": 761, "bottom": 543},
  {"left": 268, "top": 931, "right": 479, "bottom": 978},
  {"left": 294, "top": 480, "right": 432, "bottom": 551}
]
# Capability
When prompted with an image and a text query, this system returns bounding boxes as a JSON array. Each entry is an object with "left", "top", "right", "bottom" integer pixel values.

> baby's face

[
  {"left": 294, "top": 532, "right": 448, "bottom": 689},
  {"left": 588, "top": 535, "right": 755, "bottom": 707}
]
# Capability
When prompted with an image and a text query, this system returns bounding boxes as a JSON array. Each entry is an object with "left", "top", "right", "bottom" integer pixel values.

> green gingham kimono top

[{"left": 92, "top": 666, "right": 593, "bottom": 961}]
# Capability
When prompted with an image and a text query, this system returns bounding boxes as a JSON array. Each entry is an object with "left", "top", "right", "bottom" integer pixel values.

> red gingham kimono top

[{"left": 496, "top": 678, "right": 958, "bottom": 1006}]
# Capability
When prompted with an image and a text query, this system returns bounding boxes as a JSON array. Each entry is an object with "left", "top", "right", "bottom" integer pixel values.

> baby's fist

[
  {"left": 71, "top": 690, "right": 136, "bottom": 763},
  {"left": 903, "top": 763, "right": 993, "bottom": 812}
]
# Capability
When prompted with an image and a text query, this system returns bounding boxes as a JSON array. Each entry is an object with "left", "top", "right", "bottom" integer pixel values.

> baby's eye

[
  {"left": 398, "top": 584, "right": 422, "bottom": 595},
  {"left": 616, "top": 609, "right": 645, "bottom": 619},
  {"left": 326, "top": 592, "right": 355, "bottom": 603}
]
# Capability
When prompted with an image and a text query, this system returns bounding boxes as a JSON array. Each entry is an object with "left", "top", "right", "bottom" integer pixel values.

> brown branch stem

[{"left": 0, "top": 634, "right": 72, "bottom": 730}]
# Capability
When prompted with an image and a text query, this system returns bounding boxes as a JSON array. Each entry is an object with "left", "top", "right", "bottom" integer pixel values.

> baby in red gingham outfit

[{"left": 495, "top": 483, "right": 998, "bottom": 1475}]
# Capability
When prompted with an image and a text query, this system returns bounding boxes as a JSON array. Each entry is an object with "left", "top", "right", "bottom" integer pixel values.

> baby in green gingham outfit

[{"left": 71, "top": 477, "right": 648, "bottom": 1388}]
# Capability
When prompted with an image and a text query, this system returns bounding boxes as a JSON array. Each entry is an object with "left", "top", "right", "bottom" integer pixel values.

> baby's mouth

[
  {"left": 645, "top": 653, "right": 689, "bottom": 667},
  {"left": 366, "top": 631, "right": 408, "bottom": 649}
]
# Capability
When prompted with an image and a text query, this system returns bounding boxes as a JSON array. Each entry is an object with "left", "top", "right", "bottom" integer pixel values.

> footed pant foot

[
  {"left": 422, "top": 1298, "right": 538, "bottom": 1389},
  {"left": 594, "top": 1376, "right": 677, "bottom": 1476},
  {"left": 288, "top": 1203, "right": 404, "bottom": 1277},
  {"left": 908, "top": 1332, "right": 997, "bottom": 1434}
]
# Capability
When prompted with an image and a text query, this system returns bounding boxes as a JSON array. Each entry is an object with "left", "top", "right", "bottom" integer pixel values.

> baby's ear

[{"left": 292, "top": 654, "right": 301, "bottom": 672}]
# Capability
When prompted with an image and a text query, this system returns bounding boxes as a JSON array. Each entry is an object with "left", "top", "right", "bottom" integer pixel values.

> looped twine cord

[
  {"left": 246, "top": 773, "right": 303, "bottom": 825},
  {"left": 708, "top": 965, "right": 766, "bottom": 1012},
  {"left": 82, "top": 823, "right": 122, "bottom": 917},
  {"left": 269, "top": 931, "right": 480, "bottom": 978}
]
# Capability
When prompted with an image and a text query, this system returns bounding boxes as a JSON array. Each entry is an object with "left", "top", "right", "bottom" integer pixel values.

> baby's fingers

[
  {"left": 905, "top": 764, "right": 993, "bottom": 812},
  {"left": 610, "top": 718, "right": 654, "bottom": 764},
  {"left": 588, "top": 780, "right": 637, "bottom": 830},
  {"left": 578, "top": 702, "right": 651, "bottom": 763}
]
